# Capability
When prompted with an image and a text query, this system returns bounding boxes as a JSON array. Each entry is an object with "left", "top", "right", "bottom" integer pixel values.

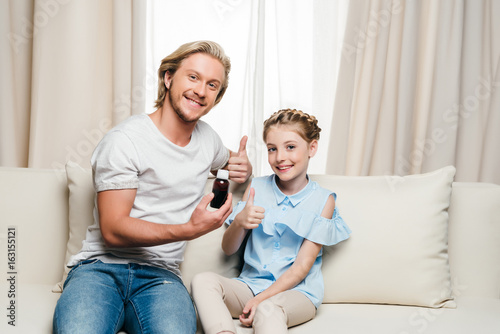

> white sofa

[{"left": 0, "top": 164, "right": 499, "bottom": 333}]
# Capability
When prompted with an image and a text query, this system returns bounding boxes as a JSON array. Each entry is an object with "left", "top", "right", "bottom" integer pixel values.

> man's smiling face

[{"left": 165, "top": 52, "right": 225, "bottom": 123}]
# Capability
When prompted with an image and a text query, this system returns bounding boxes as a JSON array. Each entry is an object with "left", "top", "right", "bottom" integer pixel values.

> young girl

[{"left": 192, "top": 109, "right": 351, "bottom": 333}]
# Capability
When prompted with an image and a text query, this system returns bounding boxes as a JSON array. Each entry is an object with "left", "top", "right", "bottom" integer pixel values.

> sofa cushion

[
  {"left": 312, "top": 166, "right": 456, "bottom": 308},
  {"left": 224, "top": 296, "right": 500, "bottom": 334},
  {"left": 54, "top": 162, "right": 95, "bottom": 292},
  {"left": 288, "top": 297, "right": 500, "bottom": 334},
  {"left": 0, "top": 283, "right": 60, "bottom": 333},
  {"left": 0, "top": 283, "right": 132, "bottom": 333}
]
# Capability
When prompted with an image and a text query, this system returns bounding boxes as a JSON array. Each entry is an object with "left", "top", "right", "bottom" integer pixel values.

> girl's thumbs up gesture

[
  {"left": 237, "top": 187, "right": 265, "bottom": 230},
  {"left": 222, "top": 186, "right": 265, "bottom": 255}
]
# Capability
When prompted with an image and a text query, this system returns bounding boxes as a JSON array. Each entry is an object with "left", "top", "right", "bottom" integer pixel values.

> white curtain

[
  {"left": 327, "top": 0, "right": 500, "bottom": 184},
  {"left": 0, "top": 0, "right": 33, "bottom": 167},
  {"left": 0, "top": 0, "right": 146, "bottom": 169},
  {"left": 3, "top": 1, "right": 498, "bottom": 184},
  {"left": 146, "top": 0, "right": 348, "bottom": 176},
  {"left": 0, "top": 0, "right": 348, "bottom": 173}
]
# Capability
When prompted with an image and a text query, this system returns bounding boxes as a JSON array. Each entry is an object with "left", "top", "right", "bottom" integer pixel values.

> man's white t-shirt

[{"left": 68, "top": 114, "right": 230, "bottom": 278}]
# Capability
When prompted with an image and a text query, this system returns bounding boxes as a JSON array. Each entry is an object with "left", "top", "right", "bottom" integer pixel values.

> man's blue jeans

[{"left": 53, "top": 260, "right": 196, "bottom": 333}]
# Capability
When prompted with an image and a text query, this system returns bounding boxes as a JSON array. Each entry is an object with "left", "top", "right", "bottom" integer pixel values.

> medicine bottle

[{"left": 210, "top": 169, "right": 229, "bottom": 209}]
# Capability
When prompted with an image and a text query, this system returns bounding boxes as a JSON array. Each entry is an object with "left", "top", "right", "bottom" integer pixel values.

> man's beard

[{"left": 168, "top": 81, "right": 202, "bottom": 123}]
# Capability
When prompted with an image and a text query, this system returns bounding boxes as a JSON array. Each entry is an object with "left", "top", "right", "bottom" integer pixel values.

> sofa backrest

[{"left": 0, "top": 166, "right": 499, "bottom": 304}]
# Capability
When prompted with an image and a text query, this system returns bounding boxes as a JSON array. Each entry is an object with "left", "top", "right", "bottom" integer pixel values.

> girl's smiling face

[{"left": 266, "top": 125, "right": 318, "bottom": 193}]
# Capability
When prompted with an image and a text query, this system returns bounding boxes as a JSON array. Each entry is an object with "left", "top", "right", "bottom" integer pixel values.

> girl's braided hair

[{"left": 263, "top": 108, "right": 321, "bottom": 143}]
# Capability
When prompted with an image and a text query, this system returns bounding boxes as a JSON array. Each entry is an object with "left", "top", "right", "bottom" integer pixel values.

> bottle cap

[{"left": 216, "top": 169, "right": 229, "bottom": 180}]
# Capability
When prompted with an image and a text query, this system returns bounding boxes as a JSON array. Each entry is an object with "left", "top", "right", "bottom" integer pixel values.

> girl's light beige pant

[{"left": 191, "top": 272, "right": 316, "bottom": 334}]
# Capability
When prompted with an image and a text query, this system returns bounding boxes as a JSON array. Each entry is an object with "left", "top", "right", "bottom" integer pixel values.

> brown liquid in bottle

[{"left": 210, "top": 170, "right": 229, "bottom": 208}]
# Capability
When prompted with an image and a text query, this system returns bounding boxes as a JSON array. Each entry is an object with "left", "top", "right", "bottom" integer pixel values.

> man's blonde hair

[{"left": 154, "top": 40, "right": 231, "bottom": 109}]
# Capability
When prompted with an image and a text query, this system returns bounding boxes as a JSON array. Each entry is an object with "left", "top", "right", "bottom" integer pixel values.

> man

[{"left": 53, "top": 40, "right": 252, "bottom": 333}]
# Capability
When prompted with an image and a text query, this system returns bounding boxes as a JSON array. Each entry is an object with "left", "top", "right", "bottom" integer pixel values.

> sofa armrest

[
  {"left": 448, "top": 182, "right": 500, "bottom": 299},
  {"left": 0, "top": 167, "right": 69, "bottom": 286}
]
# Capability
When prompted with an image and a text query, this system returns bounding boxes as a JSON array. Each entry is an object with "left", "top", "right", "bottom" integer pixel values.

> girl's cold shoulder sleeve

[{"left": 273, "top": 207, "right": 351, "bottom": 246}]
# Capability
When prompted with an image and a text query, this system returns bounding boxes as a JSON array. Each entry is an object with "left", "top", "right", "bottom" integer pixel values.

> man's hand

[
  {"left": 186, "top": 192, "right": 233, "bottom": 240},
  {"left": 234, "top": 188, "right": 264, "bottom": 230},
  {"left": 227, "top": 136, "right": 252, "bottom": 183}
]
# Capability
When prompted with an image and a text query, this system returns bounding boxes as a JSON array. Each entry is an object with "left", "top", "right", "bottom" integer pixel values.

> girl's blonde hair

[
  {"left": 154, "top": 40, "right": 231, "bottom": 109},
  {"left": 263, "top": 108, "right": 321, "bottom": 143}
]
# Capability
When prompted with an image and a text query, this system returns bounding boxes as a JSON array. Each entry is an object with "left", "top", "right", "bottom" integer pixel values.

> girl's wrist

[{"left": 233, "top": 215, "right": 245, "bottom": 229}]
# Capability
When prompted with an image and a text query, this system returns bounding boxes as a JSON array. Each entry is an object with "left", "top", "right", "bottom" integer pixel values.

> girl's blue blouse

[{"left": 226, "top": 175, "right": 351, "bottom": 308}]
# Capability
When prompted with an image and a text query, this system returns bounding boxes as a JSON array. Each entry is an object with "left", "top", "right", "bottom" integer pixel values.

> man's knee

[
  {"left": 53, "top": 264, "right": 124, "bottom": 333},
  {"left": 53, "top": 295, "right": 123, "bottom": 334}
]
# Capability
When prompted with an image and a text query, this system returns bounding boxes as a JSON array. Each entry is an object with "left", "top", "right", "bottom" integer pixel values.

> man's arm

[{"left": 98, "top": 188, "right": 233, "bottom": 248}]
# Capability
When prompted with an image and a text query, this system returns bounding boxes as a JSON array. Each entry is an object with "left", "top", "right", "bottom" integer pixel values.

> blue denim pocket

[{"left": 64, "top": 259, "right": 101, "bottom": 286}]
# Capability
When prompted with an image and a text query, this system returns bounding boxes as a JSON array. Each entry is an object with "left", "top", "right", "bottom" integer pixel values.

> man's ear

[
  {"left": 308, "top": 140, "right": 318, "bottom": 158},
  {"left": 164, "top": 71, "right": 172, "bottom": 89}
]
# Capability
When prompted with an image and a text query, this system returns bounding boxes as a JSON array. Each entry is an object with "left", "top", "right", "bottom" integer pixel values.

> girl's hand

[
  {"left": 239, "top": 296, "right": 261, "bottom": 327},
  {"left": 235, "top": 187, "right": 265, "bottom": 230}
]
